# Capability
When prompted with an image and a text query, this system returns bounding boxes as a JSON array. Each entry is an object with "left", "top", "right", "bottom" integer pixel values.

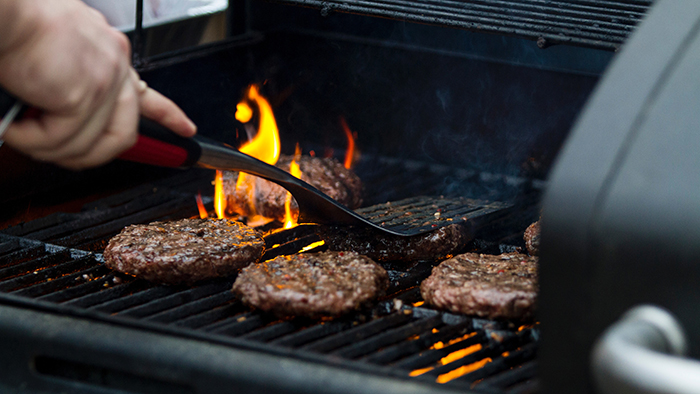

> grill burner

[{"left": 0, "top": 163, "right": 541, "bottom": 394}]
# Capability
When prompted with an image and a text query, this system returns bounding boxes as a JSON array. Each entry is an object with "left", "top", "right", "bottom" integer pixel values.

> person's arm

[{"left": 0, "top": 0, "right": 196, "bottom": 170}]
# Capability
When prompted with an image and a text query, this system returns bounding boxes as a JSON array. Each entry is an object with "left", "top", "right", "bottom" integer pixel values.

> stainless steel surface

[{"left": 592, "top": 305, "right": 700, "bottom": 394}]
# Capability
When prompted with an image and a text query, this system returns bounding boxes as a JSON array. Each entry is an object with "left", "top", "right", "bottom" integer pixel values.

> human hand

[{"left": 0, "top": 0, "right": 196, "bottom": 170}]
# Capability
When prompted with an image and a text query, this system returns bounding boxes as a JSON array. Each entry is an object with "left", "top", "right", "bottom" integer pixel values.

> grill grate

[
  {"left": 0, "top": 167, "right": 541, "bottom": 393},
  {"left": 268, "top": 0, "right": 652, "bottom": 50}
]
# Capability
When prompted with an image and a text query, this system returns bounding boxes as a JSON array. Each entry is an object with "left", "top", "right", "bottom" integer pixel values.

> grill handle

[{"left": 591, "top": 305, "right": 700, "bottom": 394}]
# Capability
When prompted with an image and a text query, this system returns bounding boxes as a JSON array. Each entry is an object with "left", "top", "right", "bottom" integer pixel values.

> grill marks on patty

[
  {"left": 223, "top": 155, "right": 363, "bottom": 222},
  {"left": 232, "top": 251, "right": 389, "bottom": 318},
  {"left": 103, "top": 218, "right": 265, "bottom": 285},
  {"left": 420, "top": 252, "right": 538, "bottom": 321}
]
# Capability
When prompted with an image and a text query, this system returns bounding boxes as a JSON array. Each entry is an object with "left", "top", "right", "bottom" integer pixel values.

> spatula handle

[{"left": 118, "top": 117, "right": 201, "bottom": 168}]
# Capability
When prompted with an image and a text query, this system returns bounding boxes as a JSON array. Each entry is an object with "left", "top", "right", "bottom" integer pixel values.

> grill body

[{"left": 0, "top": 1, "right": 664, "bottom": 393}]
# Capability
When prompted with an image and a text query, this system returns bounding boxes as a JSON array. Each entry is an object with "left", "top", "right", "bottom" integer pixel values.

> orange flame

[
  {"left": 436, "top": 357, "right": 492, "bottom": 383},
  {"left": 232, "top": 84, "right": 282, "bottom": 225},
  {"left": 409, "top": 333, "right": 479, "bottom": 377},
  {"left": 238, "top": 84, "right": 280, "bottom": 165},
  {"left": 283, "top": 144, "right": 303, "bottom": 229},
  {"left": 196, "top": 192, "right": 209, "bottom": 219},
  {"left": 214, "top": 170, "right": 225, "bottom": 219},
  {"left": 339, "top": 116, "right": 357, "bottom": 169}
]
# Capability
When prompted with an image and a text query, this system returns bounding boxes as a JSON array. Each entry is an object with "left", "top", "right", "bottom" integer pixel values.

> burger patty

[
  {"left": 232, "top": 251, "right": 389, "bottom": 318},
  {"left": 523, "top": 220, "right": 540, "bottom": 256},
  {"left": 103, "top": 218, "right": 265, "bottom": 285},
  {"left": 223, "top": 155, "right": 363, "bottom": 222},
  {"left": 317, "top": 223, "right": 469, "bottom": 262},
  {"left": 420, "top": 252, "right": 538, "bottom": 320}
]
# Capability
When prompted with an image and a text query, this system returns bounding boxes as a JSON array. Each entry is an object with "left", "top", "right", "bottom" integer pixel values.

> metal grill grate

[
  {"left": 0, "top": 167, "right": 541, "bottom": 393},
  {"left": 268, "top": 0, "right": 652, "bottom": 50}
]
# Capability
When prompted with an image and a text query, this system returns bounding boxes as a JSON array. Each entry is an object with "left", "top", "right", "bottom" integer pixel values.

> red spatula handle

[{"left": 118, "top": 117, "right": 201, "bottom": 168}]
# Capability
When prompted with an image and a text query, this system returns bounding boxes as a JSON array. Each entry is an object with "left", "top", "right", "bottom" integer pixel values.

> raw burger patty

[
  {"left": 104, "top": 218, "right": 265, "bottom": 285},
  {"left": 232, "top": 251, "right": 389, "bottom": 318},
  {"left": 223, "top": 155, "right": 363, "bottom": 222},
  {"left": 523, "top": 220, "right": 540, "bottom": 256},
  {"left": 317, "top": 223, "right": 469, "bottom": 262},
  {"left": 420, "top": 252, "right": 538, "bottom": 320}
]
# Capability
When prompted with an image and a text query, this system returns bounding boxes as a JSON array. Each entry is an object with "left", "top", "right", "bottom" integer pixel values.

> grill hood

[{"left": 540, "top": 1, "right": 700, "bottom": 393}]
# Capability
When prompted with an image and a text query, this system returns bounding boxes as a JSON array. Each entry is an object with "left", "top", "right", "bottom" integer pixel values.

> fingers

[{"left": 139, "top": 85, "right": 197, "bottom": 137}]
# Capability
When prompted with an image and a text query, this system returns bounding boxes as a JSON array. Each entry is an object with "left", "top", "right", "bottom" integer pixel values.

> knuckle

[{"left": 113, "top": 32, "right": 132, "bottom": 57}]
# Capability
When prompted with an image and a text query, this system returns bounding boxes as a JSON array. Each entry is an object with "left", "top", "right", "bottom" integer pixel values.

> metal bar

[
  {"left": 145, "top": 290, "right": 237, "bottom": 324},
  {"left": 271, "top": 0, "right": 651, "bottom": 49},
  {"left": 206, "top": 313, "right": 273, "bottom": 336},
  {"left": 172, "top": 302, "right": 249, "bottom": 329},
  {"left": 37, "top": 272, "right": 133, "bottom": 304},
  {"left": 269, "top": 320, "right": 354, "bottom": 348},
  {"left": 0, "top": 246, "right": 44, "bottom": 269},
  {"left": 60, "top": 279, "right": 151, "bottom": 308},
  {"left": 393, "top": 330, "right": 486, "bottom": 370},
  {"left": 10, "top": 260, "right": 109, "bottom": 298},
  {"left": 474, "top": 360, "right": 538, "bottom": 390},
  {"left": 456, "top": 342, "right": 538, "bottom": 385},
  {"left": 361, "top": 320, "right": 474, "bottom": 365},
  {"left": 83, "top": 286, "right": 176, "bottom": 312},
  {"left": 115, "top": 281, "right": 232, "bottom": 318},
  {"left": 302, "top": 312, "right": 415, "bottom": 353},
  {"left": 133, "top": 0, "right": 145, "bottom": 68},
  {"left": 0, "top": 250, "right": 71, "bottom": 284},
  {"left": 240, "top": 320, "right": 306, "bottom": 342}
]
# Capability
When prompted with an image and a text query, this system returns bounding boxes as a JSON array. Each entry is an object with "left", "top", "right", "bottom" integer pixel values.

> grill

[
  {"left": 1, "top": 164, "right": 540, "bottom": 394},
  {"left": 1, "top": 0, "right": 673, "bottom": 393},
  {"left": 268, "top": 0, "right": 652, "bottom": 50}
]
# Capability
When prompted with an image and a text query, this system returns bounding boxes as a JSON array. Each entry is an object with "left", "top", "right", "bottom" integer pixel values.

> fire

[
  {"left": 283, "top": 144, "right": 303, "bottom": 229},
  {"left": 436, "top": 357, "right": 492, "bottom": 383},
  {"left": 214, "top": 170, "right": 226, "bottom": 219},
  {"left": 227, "top": 84, "right": 283, "bottom": 224},
  {"left": 238, "top": 84, "right": 280, "bottom": 164},
  {"left": 203, "top": 84, "right": 359, "bottom": 229},
  {"left": 409, "top": 333, "right": 479, "bottom": 377},
  {"left": 339, "top": 116, "right": 357, "bottom": 169},
  {"left": 195, "top": 192, "right": 209, "bottom": 219}
]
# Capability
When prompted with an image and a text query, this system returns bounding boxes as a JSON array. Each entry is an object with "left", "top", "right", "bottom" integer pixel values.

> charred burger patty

[
  {"left": 103, "top": 218, "right": 265, "bottom": 285},
  {"left": 420, "top": 252, "right": 538, "bottom": 320},
  {"left": 223, "top": 155, "right": 363, "bottom": 222},
  {"left": 232, "top": 251, "right": 389, "bottom": 318}
]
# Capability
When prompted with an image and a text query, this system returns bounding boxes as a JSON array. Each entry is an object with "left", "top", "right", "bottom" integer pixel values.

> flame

[
  {"left": 214, "top": 170, "right": 225, "bottom": 219},
  {"left": 409, "top": 333, "right": 479, "bottom": 377},
  {"left": 436, "top": 357, "right": 492, "bottom": 383},
  {"left": 228, "top": 84, "right": 283, "bottom": 225},
  {"left": 299, "top": 240, "right": 325, "bottom": 253},
  {"left": 339, "top": 116, "right": 357, "bottom": 169},
  {"left": 238, "top": 84, "right": 280, "bottom": 165},
  {"left": 235, "top": 102, "right": 253, "bottom": 123},
  {"left": 196, "top": 192, "right": 209, "bottom": 219},
  {"left": 283, "top": 144, "right": 303, "bottom": 229}
]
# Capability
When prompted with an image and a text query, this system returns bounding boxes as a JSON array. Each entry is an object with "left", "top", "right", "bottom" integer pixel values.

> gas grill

[
  {"left": 0, "top": 166, "right": 540, "bottom": 394},
  {"left": 7, "top": 1, "right": 700, "bottom": 394}
]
